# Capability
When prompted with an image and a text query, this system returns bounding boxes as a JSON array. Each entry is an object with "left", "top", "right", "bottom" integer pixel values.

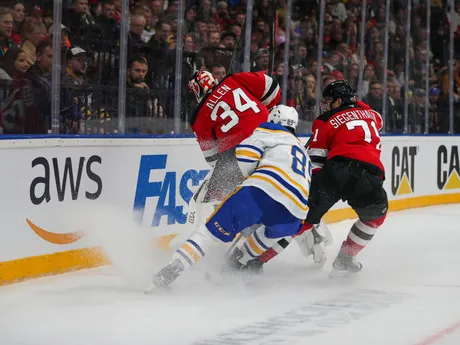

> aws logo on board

[
  {"left": 27, "top": 156, "right": 102, "bottom": 245},
  {"left": 437, "top": 145, "right": 460, "bottom": 190},
  {"left": 391, "top": 146, "right": 417, "bottom": 196}
]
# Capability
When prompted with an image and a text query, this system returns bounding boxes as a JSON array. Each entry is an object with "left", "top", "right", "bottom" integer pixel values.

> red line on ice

[{"left": 413, "top": 321, "right": 460, "bottom": 345}]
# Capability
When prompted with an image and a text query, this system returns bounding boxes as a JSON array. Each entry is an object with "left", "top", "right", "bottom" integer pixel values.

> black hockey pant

[{"left": 306, "top": 157, "right": 388, "bottom": 226}]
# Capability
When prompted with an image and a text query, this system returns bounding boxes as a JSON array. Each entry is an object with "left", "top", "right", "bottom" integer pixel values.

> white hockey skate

[{"left": 329, "top": 251, "right": 363, "bottom": 278}]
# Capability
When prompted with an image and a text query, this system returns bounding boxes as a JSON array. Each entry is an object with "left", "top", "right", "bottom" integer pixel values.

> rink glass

[{"left": 0, "top": 0, "right": 458, "bottom": 135}]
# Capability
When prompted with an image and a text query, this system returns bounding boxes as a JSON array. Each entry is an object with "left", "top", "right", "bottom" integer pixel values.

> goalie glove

[
  {"left": 315, "top": 219, "right": 333, "bottom": 246},
  {"left": 294, "top": 221, "right": 332, "bottom": 267}
]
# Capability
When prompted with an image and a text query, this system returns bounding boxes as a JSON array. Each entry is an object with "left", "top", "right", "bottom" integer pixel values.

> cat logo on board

[
  {"left": 391, "top": 146, "right": 417, "bottom": 196},
  {"left": 437, "top": 145, "right": 460, "bottom": 190}
]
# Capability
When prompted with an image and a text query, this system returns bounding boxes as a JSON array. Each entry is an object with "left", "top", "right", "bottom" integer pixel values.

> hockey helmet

[
  {"left": 268, "top": 105, "right": 299, "bottom": 132},
  {"left": 188, "top": 70, "right": 218, "bottom": 103},
  {"left": 322, "top": 80, "right": 356, "bottom": 110}
]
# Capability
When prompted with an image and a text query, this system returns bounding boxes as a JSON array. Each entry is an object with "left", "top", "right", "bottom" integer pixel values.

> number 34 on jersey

[
  {"left": 190, "top": 72, "right": 280, "bottom": 159},
  {"left": 209, "top": 87, "right": 260, "bottom": 133}
]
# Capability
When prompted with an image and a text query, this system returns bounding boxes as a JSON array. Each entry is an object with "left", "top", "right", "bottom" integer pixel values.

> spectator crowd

[{"left": 0, "top": 0, "right": 459, "bottom": 134}]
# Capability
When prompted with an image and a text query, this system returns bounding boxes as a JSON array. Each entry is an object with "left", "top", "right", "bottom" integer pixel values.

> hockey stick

[
  {"left": 223, "top": 233, "right": 244, "bottom": 259},
  {"left": 220, "top": 8, "right": 248, "bottom": 75},
  {"left": 267, "top": 0, "right": 276, "bottom": 77}
]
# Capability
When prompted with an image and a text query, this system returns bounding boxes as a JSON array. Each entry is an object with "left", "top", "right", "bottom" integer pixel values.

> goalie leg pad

[
  {"left": 257, "top": 220, "right": 332, "bottom": 266},
  {"left": 294, "top": 223, "right": 328, "bottom": 266},
  {"left": 315, "top": 220, "right": 333, "bottom": 246}
]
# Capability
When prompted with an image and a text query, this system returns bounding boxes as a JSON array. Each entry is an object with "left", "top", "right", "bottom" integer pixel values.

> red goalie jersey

[
  {"left": 307, "top": 100, "right": 385, "bottom": 175},
  {"left": 190, "top": 72, "right": 281, "bottom": 166}
]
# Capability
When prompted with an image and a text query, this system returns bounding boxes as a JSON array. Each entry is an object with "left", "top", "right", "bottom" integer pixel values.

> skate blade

[
  {"left": 144, "top": 277, "right": 171, "bottom": 294},
  {"left": 144, "top": 283, "right": 157, "bottom": 294},
  {"left": 328, "top": 268, "right": 361, "bottom": 279},
  {"left": 144, "top": 283, "right": 173, "bottom": 294}
]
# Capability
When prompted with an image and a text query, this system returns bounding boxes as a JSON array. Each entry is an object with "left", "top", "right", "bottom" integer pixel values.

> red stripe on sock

[
  {"left": 258, "top": 248, "right": 277, "bottom": 263},
  {"left": 341, "top": 238, "right": 365, "bottom": 256},
  {"left": 363, "top": 213, "right": 387, "bottom": 228}
]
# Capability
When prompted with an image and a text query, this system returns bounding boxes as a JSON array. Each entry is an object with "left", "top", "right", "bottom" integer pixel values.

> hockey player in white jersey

[{"left": 147, "top": 105, "right": 312, "bottom": 291}]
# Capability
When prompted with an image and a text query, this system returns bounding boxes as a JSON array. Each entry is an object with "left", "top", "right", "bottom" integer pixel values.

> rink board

[{"left": 1, "top": 135, "right": 460, "bottom": 285}]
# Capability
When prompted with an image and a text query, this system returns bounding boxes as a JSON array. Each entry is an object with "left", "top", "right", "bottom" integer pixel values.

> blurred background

[{"left": 0, "top": 0, "right": 458, "bottom": 135}]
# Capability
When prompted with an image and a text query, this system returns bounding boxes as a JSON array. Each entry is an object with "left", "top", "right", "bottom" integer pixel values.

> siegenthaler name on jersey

[{"left": 330, "top": 109, "right": 379, "bottom": 129}]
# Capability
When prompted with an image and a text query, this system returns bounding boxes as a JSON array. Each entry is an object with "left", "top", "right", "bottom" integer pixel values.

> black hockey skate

[
  {"left": 329, "top": 251, "right": 363, "bottom": 278},
  {"left": 221, "top": 247, "right": 244, "bottom": 275},
  {"left": 243, "top": 258, "right": 264, "bottom": 275},
  {"left": 222, "top": 248, "right": 265, "bottom": 279},
  {"left": 145, "top": 260, "right": 184, "bottom": 293}
]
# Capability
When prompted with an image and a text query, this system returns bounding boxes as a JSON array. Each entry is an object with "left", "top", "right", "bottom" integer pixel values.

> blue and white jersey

[{"left": 235, "top": 122, "right": 312, "bottom": 219}]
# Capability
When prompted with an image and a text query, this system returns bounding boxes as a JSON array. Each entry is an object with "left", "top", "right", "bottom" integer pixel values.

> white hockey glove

[
  {"left": 294, "top": 220, "right": 333, "bottom": 267},
  {"left": 315, "top": 219, "right": 333, "bottom": 246}
]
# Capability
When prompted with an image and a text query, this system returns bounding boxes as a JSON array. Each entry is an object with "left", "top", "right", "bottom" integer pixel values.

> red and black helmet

[
  {"left": 188, "top": 70, "right": 218, "bottom": 103},
  {"left": 322, "top": 80, "right": 357, "bottom": 106}
]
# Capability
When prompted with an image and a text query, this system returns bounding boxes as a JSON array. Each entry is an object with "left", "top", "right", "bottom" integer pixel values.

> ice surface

[{"left": 2, "top": 204, "right": 460, "bottom": 345}]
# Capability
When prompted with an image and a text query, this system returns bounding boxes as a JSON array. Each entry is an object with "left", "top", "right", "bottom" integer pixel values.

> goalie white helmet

[
  {"left": 188, "top": 70, "right": 218, "bottom": 103},
  {"left": 268, "top": 105, "right": 299, "bottom": 131}
]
